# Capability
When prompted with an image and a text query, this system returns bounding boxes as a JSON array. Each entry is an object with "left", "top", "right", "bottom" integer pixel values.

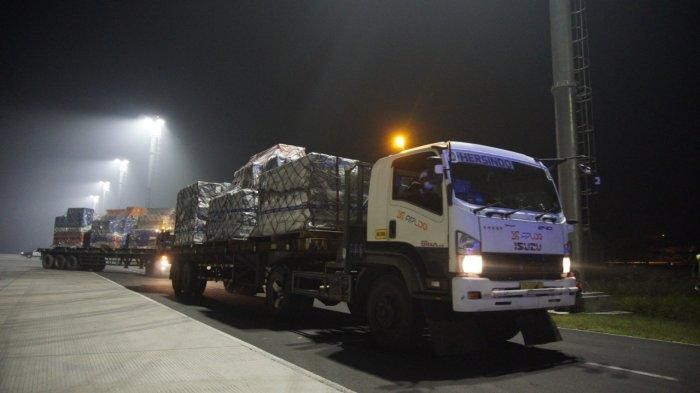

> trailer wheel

[
  {"left": 41, "top": 254, "right": 54, "bottom": 269},
  {"left": 266, "top": 265, "right": 313, "bottom": 320},
  {"left": 367, "top": 274, "right": 420, "bottom": 349},
  {"left": 145, "top": 261, "right": 154, "bottom": 276},
  {"left": 54, "top": 255, "right": 67, "bottom": 270},
  {"left": 66, "top": 255, "right": 79, "bottom": 270}
]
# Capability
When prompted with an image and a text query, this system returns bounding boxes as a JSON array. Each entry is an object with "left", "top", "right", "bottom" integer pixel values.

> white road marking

[
  {"left": 559, "top": 327, "right": 700, "bottom": 347},
  {"left": 584, "top": 362, "right": 679, "bottom": 382}
]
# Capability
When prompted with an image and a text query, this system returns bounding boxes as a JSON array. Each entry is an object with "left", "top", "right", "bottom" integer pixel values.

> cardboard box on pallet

[
  {"left": 255, "top": 153, "right": 358, "bottom": 236},
  {"left": 174, "top": 181, "right": 231, "bottom": 245}
]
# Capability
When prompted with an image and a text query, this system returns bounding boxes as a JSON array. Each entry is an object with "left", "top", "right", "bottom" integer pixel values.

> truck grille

[{"left": 481, "top": 253, "right": 563, "bottom": 281}]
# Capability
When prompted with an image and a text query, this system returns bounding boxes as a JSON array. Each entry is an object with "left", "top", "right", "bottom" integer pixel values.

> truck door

[{"left": 388, "top": 152, "right": 448, "bottom": 249}]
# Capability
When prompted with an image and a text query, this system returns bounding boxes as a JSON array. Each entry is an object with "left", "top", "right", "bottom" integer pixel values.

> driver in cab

[{"left": 401, "top": 168, "right": 442, "bottom": 213}]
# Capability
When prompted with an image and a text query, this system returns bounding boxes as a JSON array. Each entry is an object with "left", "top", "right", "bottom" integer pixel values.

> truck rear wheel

[
  {"left": 171, "top": 261, "right": 183, "bottom": 295},
  {"left": 266, "top": 265, "right": 313, "bottom": 320},
  {"left": 175, "top": 261, "right": 206, "bottom": 303},
  {"left": 66, "top": 255, "right": 79, "bottom": 270},
  {"left": 367, "top": 274, "right": 420, "bottom": 349},
  {"left": 54, "top": 255, "right": 66, "bottom": 270},
  {"left": 41, "top": 254, "right": 54, "bottom": 269}
]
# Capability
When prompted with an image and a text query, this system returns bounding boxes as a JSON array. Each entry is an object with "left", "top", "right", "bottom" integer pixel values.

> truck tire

[
  {"left": 66, "top": 255, "right": 80, "bottom": 270},
  {"left": 54, "top": 255, "right": 67, "bottom": 270},
  {"left": 145, "top": 261, "right": 155, "bottom": 277},
  {"left": 367, "top": 274, "right": 420, "bottom": 349},
  {"left": 171, "top": 261, "right": 183, "bottom": 295},
  {"left": 265, "top": 265, "right": 313, "bottom": 320},
  {"left": 41, "top": 254, "right": 54, "bottom": 269},
  {"left": 176, "top": 261, "right": 206, "bottom": 303}
]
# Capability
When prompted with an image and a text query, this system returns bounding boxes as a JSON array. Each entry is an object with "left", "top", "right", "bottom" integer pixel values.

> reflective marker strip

[{"left": 584, "top": 362, "right": 679, "bottom": 382}]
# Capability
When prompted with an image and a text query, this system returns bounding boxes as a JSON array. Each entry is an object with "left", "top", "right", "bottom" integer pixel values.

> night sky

[{"left": 1, "top": 1, "right": 697, "bottom": 257}]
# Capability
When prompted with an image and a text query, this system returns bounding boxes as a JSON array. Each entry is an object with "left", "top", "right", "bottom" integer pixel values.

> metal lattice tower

[{"left": 571, "top": 0, "right": 596, "bottom": 232}]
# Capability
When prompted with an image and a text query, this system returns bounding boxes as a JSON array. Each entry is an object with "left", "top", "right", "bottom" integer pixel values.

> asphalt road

[{"left": 5, "top": 257, "right": 699, "bottom": 392}]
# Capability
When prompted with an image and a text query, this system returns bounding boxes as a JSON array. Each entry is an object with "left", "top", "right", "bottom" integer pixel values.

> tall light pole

[
  {"left": 98, "top": 181, "right": 110, "bottom": 214},
  {"left": 143, "top": 116, "right": 165, "bottom": 208},
  {"left": 115, "top": 159, "right": 129, "bottom": 207},
  {"left": 550, "top": 0, "right": 583, "bottom": 264}
]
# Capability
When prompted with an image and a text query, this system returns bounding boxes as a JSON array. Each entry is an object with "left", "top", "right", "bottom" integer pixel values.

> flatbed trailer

[{"left": 39, "top": 246, "right": 166, "bottom": 276}]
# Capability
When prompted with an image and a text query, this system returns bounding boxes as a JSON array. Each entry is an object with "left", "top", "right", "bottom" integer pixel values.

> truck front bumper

[{"left": 452, "top": 277, "right": 578, "bottom": 312}]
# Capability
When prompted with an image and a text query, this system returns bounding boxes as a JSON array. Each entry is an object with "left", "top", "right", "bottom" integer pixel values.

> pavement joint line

[
  {"left": 1, "top": 345, "right": 242, "bottom": 359},
  {"left": 93, "top": 272, "right": 355, "bottom": 393},
  {"left": 584, "top": 362, "right": 679, "bottom": 382},
  {"left": 559, "top": 327, "right": 700, "bottom": 347}
]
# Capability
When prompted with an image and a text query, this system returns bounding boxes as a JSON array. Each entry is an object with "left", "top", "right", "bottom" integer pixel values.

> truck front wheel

[{"left": 367, "top": 274, "right": 420, "bottom": 348}]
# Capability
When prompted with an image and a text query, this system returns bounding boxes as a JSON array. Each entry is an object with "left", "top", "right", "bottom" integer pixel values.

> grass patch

[
  {"left": 581, "top": 264, "right": 700, "bottom": 322},
  {"left": 552, "top": 313, "right": 700, "bottom": 345}
]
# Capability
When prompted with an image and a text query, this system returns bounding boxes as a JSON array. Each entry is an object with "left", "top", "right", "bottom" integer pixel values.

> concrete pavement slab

[{"left": 0, "top": 255, "right": 350, "bottom": 393}]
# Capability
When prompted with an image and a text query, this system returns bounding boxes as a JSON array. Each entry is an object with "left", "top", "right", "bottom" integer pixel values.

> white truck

[{"left": 44, "top": 140, "right": 578, "bottom": 353}]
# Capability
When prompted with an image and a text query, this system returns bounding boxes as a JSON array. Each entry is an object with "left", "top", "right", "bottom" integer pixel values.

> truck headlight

[
  {"left": 159, "top": 255, "right": 171, "bottom": 271},
  {"left": 460, "top": 254, "right": 483, "bottom": 274},
  {"left": 562, "top": 256, "right": 571, "bottom": 274}
]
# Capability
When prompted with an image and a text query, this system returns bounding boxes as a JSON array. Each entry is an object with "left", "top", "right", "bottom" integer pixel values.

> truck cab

[{"left": 355, "top": 141, "right": 577, "bottom": 349}]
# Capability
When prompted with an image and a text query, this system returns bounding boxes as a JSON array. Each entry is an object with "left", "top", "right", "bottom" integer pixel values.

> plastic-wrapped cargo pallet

[
  {"left": 132, "top": 208, "right": 175, "bottom": 248},
  {"left": 206, "top": 188, "right": 258, "bottom": 241},
  {"left": 66, "top": 208, "right": 94, "bottom": 229},
  {"left": 233, "top": 144, "right": 306, "bottom": 190},
  {"left": 90, "top": 217, "right": 126, "bottom": 248},
  {"left": 174, "top": 181, "right": 231, "bottom": 245},
  {"left": 53, "top": 208, "right": 94, "bottom": 247},
  {"left": 255, "top": 153, "right": 357, "bottom": 236}
]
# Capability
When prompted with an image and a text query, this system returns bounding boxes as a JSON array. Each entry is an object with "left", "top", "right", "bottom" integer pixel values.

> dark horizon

[{"left": 1, "top": 0, "right": 697, "bottom": 258}]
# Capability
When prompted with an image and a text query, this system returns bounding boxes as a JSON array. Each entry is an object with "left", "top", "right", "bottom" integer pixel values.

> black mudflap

[{"left": 516, "top": 310, "right": 562, "bottom": 346}]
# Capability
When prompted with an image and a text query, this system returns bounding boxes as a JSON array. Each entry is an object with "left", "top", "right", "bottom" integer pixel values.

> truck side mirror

[{"left": 434, "top": 164, "right": 444, "bottom": 175}]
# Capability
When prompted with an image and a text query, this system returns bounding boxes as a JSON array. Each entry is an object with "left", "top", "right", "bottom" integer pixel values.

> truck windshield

[{"left": 451, "top": 161, "right": 561, "bottom": 213}]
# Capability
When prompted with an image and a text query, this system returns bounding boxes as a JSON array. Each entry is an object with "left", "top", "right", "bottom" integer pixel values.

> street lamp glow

[
  {"left": 392, "top": 134, "right": 407, "bottom": 151},
  {"left": 141, "top": 116, "right": 165, "bottom": 138}
]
